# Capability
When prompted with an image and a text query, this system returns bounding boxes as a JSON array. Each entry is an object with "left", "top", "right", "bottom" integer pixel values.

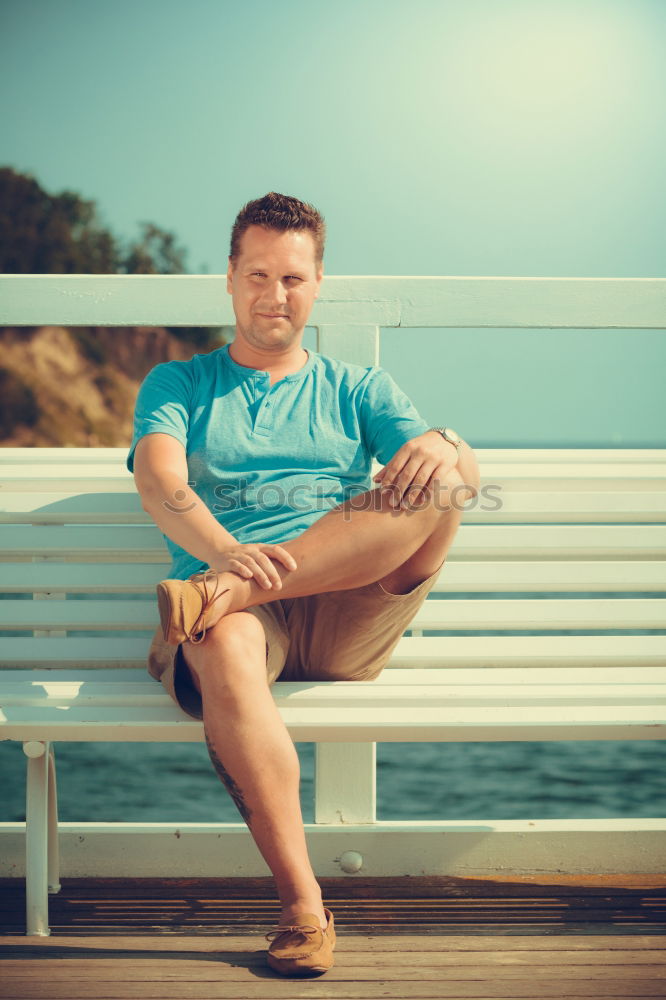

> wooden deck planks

[
  {"left": 1, "top": 879, "right": 664, "bottom": 998},
  {"left": 1, "top": 935, "right": 665, "bottom": 999}
]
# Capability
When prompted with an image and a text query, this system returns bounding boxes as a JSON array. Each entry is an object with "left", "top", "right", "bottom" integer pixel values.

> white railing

[
  {"left": 1, "top": 274, "right": 665, "bottom": 882},
  {"left": 3, "top": 271, "right": 665, "bottom": 373},
  {"left": 2, "top": 271, "right": 665, "bottom": 366},
  {"left": 3, "top": 273, "right": 666, "bottom": 324}
]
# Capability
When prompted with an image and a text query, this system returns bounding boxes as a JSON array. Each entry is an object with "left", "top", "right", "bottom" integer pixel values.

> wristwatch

[{"left": 430, "top": 427, "right": 462, "bottom": 450}]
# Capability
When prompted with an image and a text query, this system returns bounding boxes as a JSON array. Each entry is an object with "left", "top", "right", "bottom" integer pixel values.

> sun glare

[{"left": 448, "top": 5, "right": 642, "bottom": 136}]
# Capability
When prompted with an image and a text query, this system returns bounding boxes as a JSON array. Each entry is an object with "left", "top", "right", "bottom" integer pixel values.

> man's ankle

[
  {"left": 224, "top": 571, "right": 256, "bottom": 614},
  {"left": 278, "top": 880, "right": 324, "bottom": 914},
  {"left": 279, "top": 898, "right": 327, "bottom": 930}
]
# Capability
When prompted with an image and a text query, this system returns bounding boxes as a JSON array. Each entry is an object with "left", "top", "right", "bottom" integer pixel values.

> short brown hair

[{"left": 229, "top": 191, "right": 326, "bottom": 268}]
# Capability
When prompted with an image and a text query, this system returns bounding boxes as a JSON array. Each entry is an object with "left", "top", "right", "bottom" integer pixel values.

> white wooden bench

[
  {"left": 1, "top": 446, "right": 665, "bottom": 935},
  {"left": 1, "top": 273, "right": 665, "bottom": 937}
]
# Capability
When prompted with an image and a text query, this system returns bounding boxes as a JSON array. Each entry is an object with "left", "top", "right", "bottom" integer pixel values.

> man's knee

[
  {"left": 405, "top": 466, "right": 474, "bottom": 515},
  {"left": 183, "top": 611, "right": 268, "bottom": 689},
  {"left": 436, "top": 465, "right": 476, "bottom": 509}
]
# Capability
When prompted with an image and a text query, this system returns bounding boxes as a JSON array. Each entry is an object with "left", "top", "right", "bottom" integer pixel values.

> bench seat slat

[
  {"left": 3, "top": 682, "right": 665, "bottom": 707},
  {"left": 2, "top": 665, "right": 665, "bottom": 690},
  {"left": 1, "top": 702, "right": 663, "bottom": 743},
  {"left": 2, "top": 634, "right": 665, "bottom": 668},
  {"left": 2, "top": 597, "right": 664, "bottom": 630}
]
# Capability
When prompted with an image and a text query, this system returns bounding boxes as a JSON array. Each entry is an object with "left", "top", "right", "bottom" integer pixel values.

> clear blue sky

[{"left": 2, "top": 0, "right": 665, "bottom": 445}]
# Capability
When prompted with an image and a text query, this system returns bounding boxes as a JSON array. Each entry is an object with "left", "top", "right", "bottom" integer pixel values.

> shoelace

[
  {"left": 186, "top": 568, "right": 230, "bottom": 644},
  {"left": 265, "top": 922, "right": 321, "bottom": 942}
]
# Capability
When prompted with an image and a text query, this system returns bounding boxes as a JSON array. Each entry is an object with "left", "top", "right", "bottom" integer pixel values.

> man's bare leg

[
  {"left": 173, "top": 471, "right": 469, "bottom": 930},
  {"left": 179, "top": 611, "right": 329, "bottom": 929},
  {"left": 195, "top": 469, "right": 469, "bottom": 626}
]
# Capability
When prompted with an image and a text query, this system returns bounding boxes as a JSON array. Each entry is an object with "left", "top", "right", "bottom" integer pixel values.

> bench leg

[
  {"left": 23, "top": 740, "right": 51, "bottom": 936},
  {"left": 47, "top": 745, "right": 61, "bottom": 895}
]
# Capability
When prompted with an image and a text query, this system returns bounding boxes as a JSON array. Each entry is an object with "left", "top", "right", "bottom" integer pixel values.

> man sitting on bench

[{"left": 127, "top": 191, "right": 480, "bottom": 976}]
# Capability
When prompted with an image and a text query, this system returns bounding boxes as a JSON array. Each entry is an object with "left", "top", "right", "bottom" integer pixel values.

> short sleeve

[
  {"left": 359, "top": 368, "right": 430, "bottom": 465},
  {"left": 126, "top": 361, "right": 193, "bottom": 472}
]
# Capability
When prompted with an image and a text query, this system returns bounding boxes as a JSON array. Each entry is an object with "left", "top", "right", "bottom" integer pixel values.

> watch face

[{"left": 444, "top": 428, "right": 461, "bottom": 445}]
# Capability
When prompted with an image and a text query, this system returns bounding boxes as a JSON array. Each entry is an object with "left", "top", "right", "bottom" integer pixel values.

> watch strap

[{"left": 430, "top": 427, "right": 462, "bottom": 450}]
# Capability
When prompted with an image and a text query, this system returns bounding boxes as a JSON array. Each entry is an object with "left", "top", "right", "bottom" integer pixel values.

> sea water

[
  {"left": 1, "top": 738, "right": 664, "bottom": 824},
  {"left": 2, "top": 587, "right": 665, "bottom": 824}
]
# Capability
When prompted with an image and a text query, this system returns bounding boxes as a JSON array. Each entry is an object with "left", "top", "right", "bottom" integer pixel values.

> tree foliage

[
  {"left": 0, "top": 166, "right": 217, "bottom": 347},
  {"left": 124, "top": 221, "right": 189, "bottom": 275},
  {"left": 0, "top": 166, "right": 193, "bottom": 274}
]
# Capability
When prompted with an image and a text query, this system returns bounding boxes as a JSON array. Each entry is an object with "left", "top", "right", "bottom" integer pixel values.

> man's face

[{"left": 226, "top": 225, "right": 323, "bottom": 355}]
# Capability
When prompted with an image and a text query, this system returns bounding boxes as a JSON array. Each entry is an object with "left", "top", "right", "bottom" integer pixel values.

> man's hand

[
  {"left": 373, "top": 430, "right": 461, "bottom": 508},
  {"left": 208, "top": 543, "right": 297, "bottom": 590}
]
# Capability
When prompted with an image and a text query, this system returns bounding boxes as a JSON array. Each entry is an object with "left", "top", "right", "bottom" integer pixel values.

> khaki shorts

[{"left": 147, "top": 563, "right": 443, "bottom": 721}]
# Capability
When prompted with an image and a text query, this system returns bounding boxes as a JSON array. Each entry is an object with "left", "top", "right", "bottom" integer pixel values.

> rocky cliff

[{"left": 0, "top": 325, "right": 225, "bottom": 447}]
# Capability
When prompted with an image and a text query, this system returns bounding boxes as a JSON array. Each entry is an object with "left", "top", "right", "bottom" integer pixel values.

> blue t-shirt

[{"left": 127, "top": 344, "right": 429, "bottom": 579}]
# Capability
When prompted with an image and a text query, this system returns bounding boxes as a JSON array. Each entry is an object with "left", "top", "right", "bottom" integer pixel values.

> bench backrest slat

[{"left": 2, "top": 560, "right": 665, "bottom": 592}]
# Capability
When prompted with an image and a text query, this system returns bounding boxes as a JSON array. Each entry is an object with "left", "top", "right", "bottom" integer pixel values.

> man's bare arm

[
  {"left": 133, "top": 433, "right": 236, "bottom": 568},
  {"left": 132, "top": 433, "right": 296, "bottom": 586}
]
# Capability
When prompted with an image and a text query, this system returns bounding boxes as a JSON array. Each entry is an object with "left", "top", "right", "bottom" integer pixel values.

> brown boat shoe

[
  {"left": 265, "top": 907, "right": 336, "bottom": 976},
  {"left": 156, "top": 568, "right": 230, "bottom": 646}
]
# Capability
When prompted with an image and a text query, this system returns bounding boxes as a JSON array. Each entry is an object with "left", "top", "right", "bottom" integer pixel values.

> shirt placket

[{"left": 253, "top": 373, "right": 278, "bottom": 437}]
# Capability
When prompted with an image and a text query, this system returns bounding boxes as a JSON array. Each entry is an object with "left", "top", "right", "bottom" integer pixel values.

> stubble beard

[{"left": 238, "top": 315, "right": 301, "bottom": 354}]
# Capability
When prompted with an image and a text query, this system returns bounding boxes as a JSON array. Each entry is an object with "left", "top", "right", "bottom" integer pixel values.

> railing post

[
  {"left": 316, "top": 325, "right": 380, "bottom": 367},
  {"left": 315, "top": 743, "right": 376, "bottom": 824},
  {"left": 313, "top": 326, "right": 380, "bottom": 832}
]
